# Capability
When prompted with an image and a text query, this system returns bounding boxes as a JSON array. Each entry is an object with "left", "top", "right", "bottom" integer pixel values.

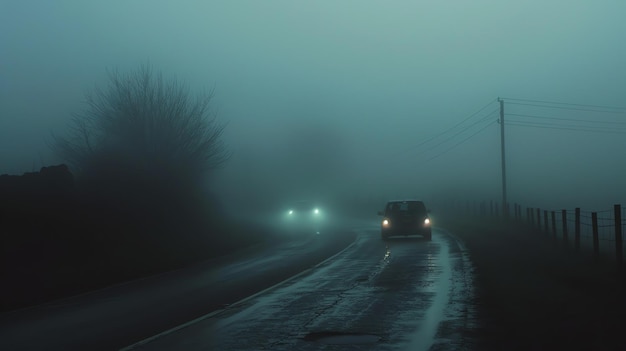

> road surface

[
  {"left": 0, "top": 220, "right": 478, "bottom": 350},
  {"left": 123, "top": 225, "right": 478, "bottom": 350},
  {"left": 0, "top": 224, "right": 356, "bottom": 351}
]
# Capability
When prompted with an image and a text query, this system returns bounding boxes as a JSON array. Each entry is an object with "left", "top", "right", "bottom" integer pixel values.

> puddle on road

[{"left": 303, "top": 331, "right": 381, "bottom": 345}]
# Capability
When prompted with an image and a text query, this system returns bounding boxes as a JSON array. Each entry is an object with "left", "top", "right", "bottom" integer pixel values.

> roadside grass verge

[
  {"left": 1, "top": 212, "right": 276, "bottom": 313},
  {"left": 441, "top": 216, "right": 626, "bottom": 350}
]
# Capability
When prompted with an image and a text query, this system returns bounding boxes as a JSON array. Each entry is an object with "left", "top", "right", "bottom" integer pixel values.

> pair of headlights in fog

[
  {"left": 382, "top": 218, "right": 430, "bottom": 226},
  {"left": 288, "top": 209, "right": 320, "bottom": 215}
]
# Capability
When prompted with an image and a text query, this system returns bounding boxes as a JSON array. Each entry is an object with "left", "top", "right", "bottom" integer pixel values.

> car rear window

[{"left": 386, "top": 201, "right": 426, "bottom": 215}]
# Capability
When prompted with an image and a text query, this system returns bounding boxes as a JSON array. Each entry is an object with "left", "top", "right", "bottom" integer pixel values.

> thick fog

[{"left": 2, "top": 1, "right": 625, "bottom": 212}]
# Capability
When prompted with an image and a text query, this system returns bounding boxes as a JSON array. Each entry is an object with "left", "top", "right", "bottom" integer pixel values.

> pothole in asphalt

[{"left": 303, "top": 331, "right": 381, "bottom": 345}]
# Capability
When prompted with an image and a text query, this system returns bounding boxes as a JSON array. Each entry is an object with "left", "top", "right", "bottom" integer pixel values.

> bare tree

[
  {"left": 51, "top": 64, "right": 230, "bottom": 241},
  {"left": 53, "top": 64, "right": 229, "bottom": 178}
]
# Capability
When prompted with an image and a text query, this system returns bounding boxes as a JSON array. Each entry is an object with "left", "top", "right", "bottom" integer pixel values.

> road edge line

[
  {"left": 119, "top": 230, "right": 360, "bottom": 351},
  {"left": 436, "top": 227, "right": 468, "bottom": 252}
]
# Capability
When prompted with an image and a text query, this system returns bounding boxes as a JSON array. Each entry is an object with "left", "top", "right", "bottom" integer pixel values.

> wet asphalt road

[
  {"left": 123, "top": 226, "right": 478, "bottom": 351},
  {"left": 0, "top": 224, "right": 356, "bottom": 351}
]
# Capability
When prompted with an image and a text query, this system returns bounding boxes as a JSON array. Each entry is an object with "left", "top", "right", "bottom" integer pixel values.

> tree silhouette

[
  {"left": 53, "top": 64, "right": 229, "bottom": 177},
  {"left": 52, "top": 64, "right": 230, "bottom": 239}
]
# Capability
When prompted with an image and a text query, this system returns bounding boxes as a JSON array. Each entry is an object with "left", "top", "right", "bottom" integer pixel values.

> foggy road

[
  {"left": 122, "top": 226, "right": 477, "bottom": 351},
  {"left": 3, "top": 2, "right": 626, "bottom": 350},
  {"left": 0, "top": 225, "right": 355, "bottom": 351}
]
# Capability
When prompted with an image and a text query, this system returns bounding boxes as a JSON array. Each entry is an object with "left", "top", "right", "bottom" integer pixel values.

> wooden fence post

[
  {"left": 537, "top": 208, "right": 541, "bottom": 229},
  {"left": 551, "top": 211, "right": 557, "bottom": 239},
  {"left": 562, "top": 209, "right": 568, "bottom": 245},
  {"left": 614, "top": 204, "right": 622, "bottom": 266},
  {"left": 592, "top": 212, "right": 599, "bottom": 261},
  {"left": 525, "top": 207, "right": 528, "bottom": 222},
  {"left": 575, "top": 208, "right": 581, "bottom": 251},
  {"left": 544, "top": 210, "right": 549, "bottom": 233}
]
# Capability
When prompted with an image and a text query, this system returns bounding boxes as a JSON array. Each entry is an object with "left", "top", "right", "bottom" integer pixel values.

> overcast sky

[{"left": 2, "top": 1, "right": 625, "bottom": 210}]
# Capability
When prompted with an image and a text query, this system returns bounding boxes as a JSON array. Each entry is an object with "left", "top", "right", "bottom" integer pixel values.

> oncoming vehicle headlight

[
  {"left": 288, "top": 210, "right": 293, "bottom": 215},
  {"left": 424, "top": 218, "right": 431, "bottom": 225},
  {"left": 314, "top": 208, "right": 320, "bottom": 215},
  {"left": 382, "top": 219, "right": 390, "bottom": 227}
]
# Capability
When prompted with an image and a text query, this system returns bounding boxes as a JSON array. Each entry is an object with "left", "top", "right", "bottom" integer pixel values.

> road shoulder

[{"left": 441, "top": 217, "right": 626, "bottom": 350}]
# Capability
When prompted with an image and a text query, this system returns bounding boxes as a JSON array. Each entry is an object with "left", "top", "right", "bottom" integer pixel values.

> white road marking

[{"left": 119, "top": 231, "right": 361, "bottom": 351}]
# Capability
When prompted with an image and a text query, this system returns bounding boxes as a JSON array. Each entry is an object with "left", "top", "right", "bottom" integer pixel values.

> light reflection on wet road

[{"left": 125, "top": 227, "right": 477, "bottom": 351}]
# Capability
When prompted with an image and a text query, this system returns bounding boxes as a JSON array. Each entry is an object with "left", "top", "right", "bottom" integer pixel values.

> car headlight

[
  {"left": 382, "top": 219, "right": 390, "bottom": 227},
  {"left": 424, "top": 218, "right": 431, "bottom": 225},
  {"left": 314, "top": 208, "right": 320, "bottom": 215},
  {"left": 288, "top": 210, "right": 293, "bottom": 215}
]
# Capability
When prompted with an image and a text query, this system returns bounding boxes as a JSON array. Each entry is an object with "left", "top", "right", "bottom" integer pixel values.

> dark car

[{"left": 378, "top": 200, "right": 432, "bottom": 240}]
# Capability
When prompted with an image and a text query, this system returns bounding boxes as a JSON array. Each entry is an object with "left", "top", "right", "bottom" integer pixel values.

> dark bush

[{"left": 51, "top": 64, "right": 230, "bottom": 260}]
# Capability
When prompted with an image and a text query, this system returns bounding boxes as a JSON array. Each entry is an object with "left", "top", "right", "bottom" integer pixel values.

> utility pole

[{"left": 498, "top": 97, "right": 507, "bottom": 218}]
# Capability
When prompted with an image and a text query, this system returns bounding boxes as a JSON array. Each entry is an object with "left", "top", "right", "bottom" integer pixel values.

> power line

[
  {"left": 500, "top": 97, "right": 626, "bottom": 111},
  {"left": 507, "top": 119, "right": 626, "bottom": 131},
  {"left": 405, "top": 110, "right": 497, "bottom": 159},
  {"left": 426, "top": 120, "right": 497, "bottom": 162},
  {"left": 375, "top": 100, "right": 499, "bottom": 173},
  {"left": 506, "top": 117, "right": 626, "bottom": 130},
  {"left": 506, "top": 102, "right": 624, "bottom": 114},
  {"left": 379, "top": 111, "right": 498, "bottom": 170},
  {"left": 507, "top": 121, "right": 626, "bottom": 134},
  {"left": 395, "top": 99, "right": 497, "bottom": 156},
  {"left": 506, "top": 113, "right": 626, "bottom": 125},
  {"left": 385, "top": 118, "right": 496, "bottom": 173}
]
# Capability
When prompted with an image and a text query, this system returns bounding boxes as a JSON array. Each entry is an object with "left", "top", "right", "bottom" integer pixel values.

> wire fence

[{"left": 444, "top": 200, "right": 625, "bottom": 266}]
